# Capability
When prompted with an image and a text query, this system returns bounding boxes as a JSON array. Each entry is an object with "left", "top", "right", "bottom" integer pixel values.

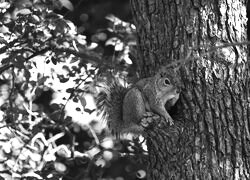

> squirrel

[{"left": 96, "top": 74, "right": 180, "bottom": 135}]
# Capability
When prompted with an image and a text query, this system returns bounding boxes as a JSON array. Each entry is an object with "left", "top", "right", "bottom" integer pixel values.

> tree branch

[
  {"left": 55, "top": 47, "right": 102, "bottom": 64},
  {"left": 26, "top": 47, "right": 51, "bottom": 61},
  {"left": 165, "top": 41, "right": 250, "bottom": 69},
  {"left": 0, "top": 39, "right": 19, "bottom": 54}
]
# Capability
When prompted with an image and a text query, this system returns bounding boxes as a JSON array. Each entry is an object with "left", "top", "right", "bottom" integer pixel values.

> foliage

[{"left": 0, "top": 0, "right": 145, "bottom": 179}]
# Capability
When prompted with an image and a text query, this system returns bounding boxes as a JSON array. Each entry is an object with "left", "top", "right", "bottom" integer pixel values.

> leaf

[
  {"left": 24, "top": 69, "right": 31, "bottom": 81},
  {"left": 0, "top": 25, "right": 9, "bottom": 34},
  {"left": 79, "top": 96, "right": 86, "bottom": 108},
  {"left": 30, "top": 15, "right": 40, "bottom": 24},
  {"left": 59, "top": 77, "right": 69, "bottom": 83},
  {"left": 54, "top": 162, "right": 67, "bottom": 173},
  {"left": 16, "top": 8, "right": 32, "bottom": 15},
  {"left": 73, "top": 97, "right": 78, "bottom": 102},
  {"left": 32, "top": 61, "right": 37, "bottom": 68},
  {"left": 34, "top": 88, "right": 43, "bottom": 98},
  {"left": 89, "top": 69, "right": 96, "bottom": 75},
  {"left": 105, "top": 14, "right": 121, "bottom": 23},
  {"left": 84, "top": 81, "right": 92, "bottom": 85},
  {"left": 58, "top": 75, "right": 69, "bottom": 83},
  {"left": 0, "top": 2, "right": 10, "bottom": 9},
  {"left": 14, "top": 0, "right": 32, "bottom": 9},
  {"left": 105, "top": 37, "right": 120, "bottom": 46},
  {"left": 75, "top": 107, "right": 81, "bottom": 111},
  {"left": 75, "top": 35, "right": 86, "bottom": 45},
  {"left": 66, "top": 88, "right": 74, "bottom": 93},
  {"left": 0, "top": 64, "right": 13, "bottom": 74},
  {"left": 59, "top": 0, "right": 74, "bottom": 11},
  {"left": 54, "top": 20, "right": 68, "bottom": 34},
  {"left": 45, "top": 12, "right": 62, "bottom": 19},
  {"left": 13, "top": 56, "right": 25, "bottom": 69},
  {"left": 70, "top": 57, "right": 79, "bottom": 64},
  {"left": 0, "top": 37, "right": 8, "bottom": 45},
  {"left": 37, "top": 76, "right": 47, "bottom": 85},
  {"left": 22, "top": 83, "right": 29, "bottom": 91},
  {"left": 51, "top": 57, "right": 57, "bottom": 65},
  {"left": 84, "top": 108, "right": 95, "bottom": 114}
]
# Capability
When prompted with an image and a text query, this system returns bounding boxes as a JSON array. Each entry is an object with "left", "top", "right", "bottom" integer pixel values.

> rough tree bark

[{"left": 131, "top": 0, "right": 249, "bottom": 179}]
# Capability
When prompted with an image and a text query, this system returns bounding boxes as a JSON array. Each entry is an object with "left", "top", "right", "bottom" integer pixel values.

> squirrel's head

[{"left": 156, "top": 77, "right": 180, "bottom": 108}]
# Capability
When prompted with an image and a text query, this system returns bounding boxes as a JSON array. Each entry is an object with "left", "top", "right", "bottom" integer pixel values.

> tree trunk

[{"left": 131, "top": 0, "right": 250, "bottom": 179}]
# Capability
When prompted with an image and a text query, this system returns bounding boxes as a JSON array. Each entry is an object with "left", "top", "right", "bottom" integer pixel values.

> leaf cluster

[{"left": 0, "top": 0, "right": 145, "bottom": 179}]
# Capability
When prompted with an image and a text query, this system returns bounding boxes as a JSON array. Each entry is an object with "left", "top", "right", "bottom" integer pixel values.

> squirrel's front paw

[{"left": 140, "top": 112, "right": 160, "bottom": 128}]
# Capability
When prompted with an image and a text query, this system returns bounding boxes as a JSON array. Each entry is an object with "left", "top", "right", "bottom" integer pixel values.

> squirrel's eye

[{"left": 164, "top": 78, "right": 170, "bottom": 85}]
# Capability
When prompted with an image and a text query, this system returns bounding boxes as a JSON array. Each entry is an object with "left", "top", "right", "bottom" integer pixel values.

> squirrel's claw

[
  {"left": 167, "top": 116, "right": 174, "bottom": 126},
  {"left": 169, "top": 120, "right": 174, "bottom": 126}
]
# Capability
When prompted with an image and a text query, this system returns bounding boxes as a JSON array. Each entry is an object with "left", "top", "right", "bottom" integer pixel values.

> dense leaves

[{"left": 0, "top": 0, "right": 145, "bottom": 179}]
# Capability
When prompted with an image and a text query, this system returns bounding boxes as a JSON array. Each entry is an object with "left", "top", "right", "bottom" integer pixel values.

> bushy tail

[{"left": 96, "top": 79, "right": 129, "bottom": 135}]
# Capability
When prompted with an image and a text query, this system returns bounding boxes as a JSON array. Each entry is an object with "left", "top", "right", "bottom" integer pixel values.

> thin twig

[
  {"left": 87, "top": 124, "right": 100, "bottom": 145},
  {"left": 59, "top": 67, "right": 98, "bottom": 121},
  {"left": 8, "top": 66, "right": 15, "bottom": 109},
  {"left": 0, "top": 39, "right": 19, "bottom": 54}
]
